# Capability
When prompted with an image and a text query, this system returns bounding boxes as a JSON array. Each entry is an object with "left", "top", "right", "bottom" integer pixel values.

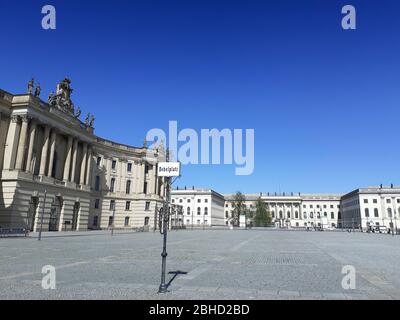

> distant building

[
  {"left": 171, "top": 188, "right": 225, "bottom": 227},
  {"left": 341, "top": 185, "right": 400, "bottom": 231}
]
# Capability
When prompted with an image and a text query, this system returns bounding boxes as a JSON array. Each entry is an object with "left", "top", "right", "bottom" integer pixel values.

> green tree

[
  {"left": 253, "top": 197, "right": 272, "bottom": 227},
  {"left": 232, "top": 191, "right": 246, "bottom": 227}
]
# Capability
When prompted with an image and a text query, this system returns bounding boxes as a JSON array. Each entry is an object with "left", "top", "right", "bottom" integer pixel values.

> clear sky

[{"left": 1, "top": 0, "right": 400, "bottom": 194}]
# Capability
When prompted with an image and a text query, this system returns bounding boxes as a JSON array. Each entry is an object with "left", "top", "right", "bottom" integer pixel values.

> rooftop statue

[
  {"left": 27, "top": 78, "right": 34, "bottom": 94},
  {"left": 48, "top": 77, "right": 76, "bottom": 115},
  {"left": 34, "top": 83, "right": 41, "bottom": 97}
]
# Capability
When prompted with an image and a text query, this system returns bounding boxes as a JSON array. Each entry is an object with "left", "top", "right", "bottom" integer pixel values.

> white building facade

[{"left": 171, "top": 188, "right": 225, "bottom": 227}]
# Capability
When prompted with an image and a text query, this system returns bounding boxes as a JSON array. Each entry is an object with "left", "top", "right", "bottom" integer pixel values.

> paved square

[{"left": 0, "top": 229, "right": 399, "bottom": 299}]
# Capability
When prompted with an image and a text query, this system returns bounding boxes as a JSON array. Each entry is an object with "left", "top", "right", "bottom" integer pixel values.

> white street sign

[{"left": 157, "top": 162, "right": 181, "bottom": 177}]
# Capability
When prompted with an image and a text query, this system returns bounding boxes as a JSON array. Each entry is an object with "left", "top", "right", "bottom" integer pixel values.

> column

[
  {"left": 15, "top": 115, "right": 29, "bottom": 170},
  {"left": 3, "top": 115, "right": 20, "bottom": 170},
  {"left": 139, "top": 161, "right": 144, "bottom": 193},
  {"left": 39, "top": 125, "right": 51, "bottom": 176},
  {"left": 63, "top": 136, "right": 73, "bottom": 181},
  {"left": 134, "top": 161, "right": 140, "bottom": 193},
  {"left": 25, "top": 120, "right": 37, "bottom": 172},
  {"left": 70, "top": 138, "right": 78, "bottom": 183},
  {"left": 85, "top": 146, "right": 92, "bottom": 185},
  {"left": 80, "top": 142, "right": 87, "bottom": 185},
  {"left": 47, "top": 130, "right": 57, "bottom": 177}
]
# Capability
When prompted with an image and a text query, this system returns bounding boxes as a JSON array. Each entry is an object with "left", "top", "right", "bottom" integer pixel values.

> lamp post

[{"left": 38, "top": 190, "right": 47, "bottom": 241}]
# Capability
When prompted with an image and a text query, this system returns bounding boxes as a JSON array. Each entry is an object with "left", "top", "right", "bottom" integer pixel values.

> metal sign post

[
  {"left": 158, "top": 152, "right": 180, "bottom": 293},
  {"left": 38, "top": 190, "right": 47, "bottom": 241}
]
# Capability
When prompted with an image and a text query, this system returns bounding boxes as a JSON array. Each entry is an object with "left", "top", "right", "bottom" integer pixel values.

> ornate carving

[
  {"left": 10, "top": 114, "right": 19, "bottom": 123},
  {"left": 48, "top": 78, "right": 76, "bottom": 115}
]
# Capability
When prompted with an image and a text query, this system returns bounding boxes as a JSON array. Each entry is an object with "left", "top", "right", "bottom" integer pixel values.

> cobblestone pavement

[{"left": 0, "top": 229, "right": 399, "bottom": 300}]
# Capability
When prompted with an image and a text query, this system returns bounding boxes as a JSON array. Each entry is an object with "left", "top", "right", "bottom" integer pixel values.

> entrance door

[
  {"left": 49, "top": 197, "right": 62, "bottom": 231},
  {"left": 72, "top": 202, "right": 80, "bottom": 230},
  {"left": 27, "top": 197, "right": 39, "bottom": 231}
]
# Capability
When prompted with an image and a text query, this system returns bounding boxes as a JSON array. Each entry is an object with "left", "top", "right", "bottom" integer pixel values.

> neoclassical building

[{"left": 0, "top": 79, "right": 165, "bottom": 232}]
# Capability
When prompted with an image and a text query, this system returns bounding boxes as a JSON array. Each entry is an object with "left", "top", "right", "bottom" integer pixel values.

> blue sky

[{"left": 1, "top": 0, "right": 400, "bottom": 194}]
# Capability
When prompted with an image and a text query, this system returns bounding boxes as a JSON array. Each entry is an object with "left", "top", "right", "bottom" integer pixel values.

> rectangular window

[
  {"left": 364, "top": 199, "right": 368, "bottom": 204},
  {"left": 109, "top": 200, "right": 115, "bottom": 211},
  {"left": 143, "top": 182, "right": 148, "bottom": 194},
  {"left": 112, "top": 160, "right": 117, "bottom": 170},
  {"left": 124, "top": 216, "right": 129, "bottom": 227},
  {"left": 110, "top": 178, "right": 115, "bottom": 192},
  {"left": 373, "top": 199, "right": 377, "bottom": 204},
  {"left": 145, "top": 164, "right": 149, "bottom": 174},
  {"left": 95, "top": 176, "right": 100, "bottom": 191},
  {"left": 108, "top": 216, "right": 113, "bottom": 227},
  {"left": 125, "top": 201, "right": 131, "bottom": 211},
  {"left": 145, "top": 201, "right": 150, "bottom": 211},
  {"left": 96, "top": 157, "right": 101, "bottom": 166},
  {"left": 127, "top": 163, "right": 132, "bottom": 172},
  {"left": 126, "top": 180, "right": 131, "bottom": 194},
  {"left": 94, "top": 199, "right": 100, "bottom": 209},
  {"left": 386, "top": 199, "right": 391, "bottom": 203}
]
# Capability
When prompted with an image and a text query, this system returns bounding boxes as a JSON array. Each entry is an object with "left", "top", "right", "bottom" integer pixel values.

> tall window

[
  {"left": 287, "top": 211, "right": 291, "bottom": 218},
  {"left": 295, "top": 211, "right": 299, "bottom": 219},
  {"left": 387, "top": 208, "right": 393, "bottom": 218},
  {"left": 127, "top": 163, "right": 132, "bottom": 172},
  {"left": 331, "top": 212, "right": 334, "bottom": 219},
  {"left": 124, "top": 216, "right": 130, "bottom": 226},
  {"left": 93, "top": 216, "right": 98, "bottom": 227},
  {"left": 374, "top": 208, "right": 379, "bottom": 217},
  {"left": 144, "top": 217, "right": 149, "bottom": 225},
  {"left": 112, "top": 160, "right": 117, "bottom": 170},
  {"left": 125, "top": 201, "right": 131, "bottom": 211},
  {"left": 126, "top": 180, "right": 131, "bottom": 194},
  {"left": 108, "top": 216, "right": 113, "bottom": 226},
  {"left": 94, "top": 199, "right": 100, "bottom": 209},
  {"left": 187, "top": 207, "right": 190, "bottom": 215},
  {"left": 95, "top": 176, "right": 100, "bottom": 191},
  {"left": 109, "top": 200, "right": 115, "bottom": 211},
  {"left": 197, "top": 207, "right": 201, "bottom": 215},
  {"left": 145, "top": 201, "right": 150, "bottom": 211},
  {"left": 96, "top": 157, "right": 101, "bottom": 166},
  {"left": 204, "top": 207, "right": 208, "bottom": 215},
  {"left": 143, "top": 182, "right": 147, "bottom": 194},
  {"left": 365, "top": 208, "right": 370, "bottom": 218},
  {"left": 110, "top": 178, "right": 115, "bottom": 192}
]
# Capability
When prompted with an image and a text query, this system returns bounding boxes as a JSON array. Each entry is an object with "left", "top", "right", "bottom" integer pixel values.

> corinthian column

[
  {"left": 80, "top": 142, "right": 88, "bottom": 184},
  {"left": 63, "top": 136, "right": 73, "bottom": 181},
  {"left": 25, "top": 120, "right": 37, "bottom": 172},
  {"left": 70, "top": 138, "right": 78, "bottom": 183},
  {"left": 47, "top": 130, "right": 57, "bottom": 177},
  {"left": 85, "top": 146, "right": 92, "bottom": 185},
  {"left": 3, "top": 115, "right": 20, "bottom": 170},
  {"left": 15, "top": 115, "right": 29, "bottom": 170},
  {"left": 39, "top": 126, "right": 51, "bottom": 176}
]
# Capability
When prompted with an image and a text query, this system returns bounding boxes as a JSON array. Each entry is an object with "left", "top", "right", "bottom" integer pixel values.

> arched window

[
  {"left": 197, "top": 207, "right": 201, "bottom": 215},
  {"left": 374, "top": 208, "right": 379, "bottom": 217},
  {"left": 295, "top": 211, "right": 299, "bottom": 219},
  {"left": 204, "top": 207, "right": 208, "bottom": 215},
  {"left": 279, "top": 211, "right": 283, "bottom": 218},
  {"left": 364, "top": 208, "right": 369, "bottom": 218},
  {"left": 187, "top": 207, "right": 190, "bottom": 215},
  {"left": 331, "top": 212, "right": 335, "bottom": 219},
  {"left": 271, "top": 211, "right": 275, "bottom": 218},
  {"left": 287, "top": 211, "right": 291, "bottom": 218},
  {"left": 310, "top": 212, "right": 314, "bottom": 219}
]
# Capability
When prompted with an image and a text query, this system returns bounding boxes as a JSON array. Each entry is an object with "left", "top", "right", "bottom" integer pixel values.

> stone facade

[{"left": 0, "top": 80, "right": 165, "bottom": 232}]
